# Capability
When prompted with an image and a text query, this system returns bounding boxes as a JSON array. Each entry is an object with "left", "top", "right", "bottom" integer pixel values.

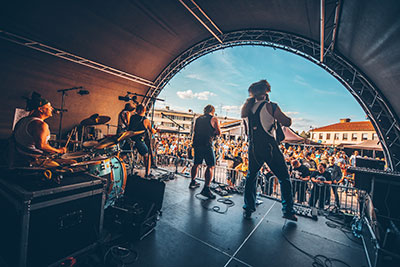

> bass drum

[{"left": 102, "top": 157, "right": 127, "bottom": 209}]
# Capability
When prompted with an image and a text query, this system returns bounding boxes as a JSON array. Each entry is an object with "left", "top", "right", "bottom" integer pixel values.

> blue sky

[{"left": 154, "top": 46, "right": 367, "bottom": 132}]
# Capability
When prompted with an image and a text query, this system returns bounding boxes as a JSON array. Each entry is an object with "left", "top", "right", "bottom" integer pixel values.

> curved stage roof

[{"left": 0, "top": 0, "right": 399, "bottom": 168}]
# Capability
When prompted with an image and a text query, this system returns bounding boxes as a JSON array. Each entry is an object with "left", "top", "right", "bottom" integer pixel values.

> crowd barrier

[{"left": 154, "top": 154, "right": 361, "bottom": 215}]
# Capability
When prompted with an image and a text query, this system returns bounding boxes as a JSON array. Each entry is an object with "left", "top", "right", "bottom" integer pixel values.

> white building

[
  {"left": 310, "top": 118, "right": 378, "bottom": 145},
  {"left": 151, "top": 107, "right": 239, "bottom": 136}
]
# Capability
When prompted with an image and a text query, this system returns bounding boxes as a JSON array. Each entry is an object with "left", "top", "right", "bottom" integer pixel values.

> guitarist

[
  {"left": 241, "top": 79, "right": 296, "bottom": 221},
  {"left": 129, "top": 104, "right": 156, "bottom": 177}
]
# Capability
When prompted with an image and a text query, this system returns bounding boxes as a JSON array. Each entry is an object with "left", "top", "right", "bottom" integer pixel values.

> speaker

[
  {"left": 362, "top": 217, "right": 400, "bottom": 267},
  {"left": 124, "top": 175, "right": 165, "bottom": 214},
  {"left": 355, "top": 157, "right": 385, "bottom": 170}
]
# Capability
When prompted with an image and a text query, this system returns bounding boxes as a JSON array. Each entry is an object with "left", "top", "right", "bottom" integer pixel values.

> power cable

[
  {"left": 281, "top": 221, "right": 353, "bottom": 267},
  {"left": 195, "top": 193, "right": 235, "bottom": 214}
]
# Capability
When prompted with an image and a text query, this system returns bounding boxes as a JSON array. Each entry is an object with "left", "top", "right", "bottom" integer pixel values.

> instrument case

[{"left": 0, "top": 171, "right": 106, "bottom": 267}]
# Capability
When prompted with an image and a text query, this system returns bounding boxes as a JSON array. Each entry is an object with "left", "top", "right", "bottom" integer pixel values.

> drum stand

[{"left": 120, "top": 139, "right": 137, "bottom": 176}]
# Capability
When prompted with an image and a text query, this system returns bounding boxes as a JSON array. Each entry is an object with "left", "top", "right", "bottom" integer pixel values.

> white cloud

[
  {"left": 176, "top": 90, "right": 216, "bottom": 100},
  {"left": 294, "top": 75, "right": 310, "bottom": 87},
  {"left": 177, "top": 90, "right": 195, "bottom": 99},
  {"left": 222, "top": 105, "right": 241, "bottom": 113},
  {"left": 196, "top": 91, "right": 216, "bottom": 100},
  {"left": 286, "top": 111, "right": 299, "bottom": 116},
  {"left": 186, "top": 73, "right": 206, "bottom": 81}
]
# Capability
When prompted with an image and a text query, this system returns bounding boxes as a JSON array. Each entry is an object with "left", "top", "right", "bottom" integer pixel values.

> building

[
  {"left": 151, "top": 107, "right": 239, "bottom": 137},
  {"left": 310, "top": 118, "right": 378, "bottom": 145}
]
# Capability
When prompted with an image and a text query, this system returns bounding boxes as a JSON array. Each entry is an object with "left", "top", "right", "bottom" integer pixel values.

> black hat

[{"left": 26, "top": 92, "right": 49, "bottom": 111}]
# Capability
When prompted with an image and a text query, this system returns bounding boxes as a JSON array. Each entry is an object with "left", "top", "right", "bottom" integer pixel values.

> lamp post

[{"left": 189, "top": 109, "right": 195, "bottom": 140}]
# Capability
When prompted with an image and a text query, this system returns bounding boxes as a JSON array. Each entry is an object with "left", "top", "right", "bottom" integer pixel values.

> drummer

[
  {"left": 129, "top": 104, "right": 156, "bottom": 177},
  {"left": 10, "top": 94, "right": 67, "bottom": 168}
]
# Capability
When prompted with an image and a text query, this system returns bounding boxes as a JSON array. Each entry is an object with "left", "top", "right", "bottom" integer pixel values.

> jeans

[{"left": 244, "top": 138, "right": 294, "bottom": 215}]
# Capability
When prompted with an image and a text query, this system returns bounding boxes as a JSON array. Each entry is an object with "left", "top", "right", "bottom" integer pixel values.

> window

[
  {"left": 343, "top": 133, "right": 348, "bottom": 140},
  {"left": 312, "top": 133, "right": 316, "bottom": 139},
  {"left": 326, "top": 133, "right": 331, "bottom": 140},
  {"left": 362, "top": 133, "right": 368, "bottom": 140},
  {"left": 334, "top": 133, "right": 339, "bottom": 140},
  {"left": 352, "top": 133, "right": 358, "bottom": 141},
  {"left": 319, "top": 133, "right": 323, "bottom": 140},
  {"left": 372, "top": 133, "right": 378, "bottom": 140}
]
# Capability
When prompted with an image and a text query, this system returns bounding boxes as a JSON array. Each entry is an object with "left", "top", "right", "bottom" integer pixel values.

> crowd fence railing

[{"left": 153, "top": 154, "right": 361, "bottom": 215}]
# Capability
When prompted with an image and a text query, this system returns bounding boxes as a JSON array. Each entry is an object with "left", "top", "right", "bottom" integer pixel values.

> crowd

[{"left": 152, "top": 134, "right": 382, "bottom": 211}]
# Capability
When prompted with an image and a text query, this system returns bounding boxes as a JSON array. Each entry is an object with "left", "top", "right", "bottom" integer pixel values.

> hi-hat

[
  {"left": 80, "top": 114, "right": 111, "bottom": 126},
  {"left": 117, "top": 130, "right": 145, "bottom": 142}
]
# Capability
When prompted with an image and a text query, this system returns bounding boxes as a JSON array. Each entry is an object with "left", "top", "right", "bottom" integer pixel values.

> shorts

[
  {"left": 193, "top": 146, "right": 215, "bottom": 166},
  {"left": 134, "top": 139, "right": 149, "bottom": 156}
]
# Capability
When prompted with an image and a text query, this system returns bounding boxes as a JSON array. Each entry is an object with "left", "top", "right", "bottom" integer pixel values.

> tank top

[
  {"left": 248, "top": 101, "right": 275, "bottom": 144},
  {"left": 129, "top": 114, "right": 146, "bottom": 140},
  {"left": 14, "top": 116, "right": 48, "bottom": 155},
  {"left": 192, "top": 114, "right": 215, "bottom": 147},
  {"left": 251, "top": 100, "right": 275, "bottom": 137}
]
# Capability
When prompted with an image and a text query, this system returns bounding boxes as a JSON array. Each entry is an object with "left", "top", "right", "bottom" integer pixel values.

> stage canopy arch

[{"left": 0, "top": 0, "right": 399, "bottom": 169}]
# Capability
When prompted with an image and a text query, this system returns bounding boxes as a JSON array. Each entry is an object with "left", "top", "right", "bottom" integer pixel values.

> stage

[{"left": 88, "top": 171, "right": 367, "bottom": 267}]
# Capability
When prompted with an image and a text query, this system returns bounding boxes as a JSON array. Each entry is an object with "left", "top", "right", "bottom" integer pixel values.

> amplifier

[
  {"left": 124, "top": 174, "right": 166, "bottom": 214},
  {"left": 355, "top": 157, "right": 385, "bottom": 170},
  {"left": 0, "top": 172, "right": 105, "bottom": 267},
  {"left": 361, "top": 217, "right": 400, "bottom": 267},
  {"left": 105, "top": 199, "right": 158, "bottom": 241}
]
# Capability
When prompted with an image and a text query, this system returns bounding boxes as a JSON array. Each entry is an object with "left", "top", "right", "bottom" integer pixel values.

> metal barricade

[
  {"left": 155, "top": 156, "right": 361, "bottom": 215},
  {"left": 262, "top": 175, "right": 362, "bottom": 215}
]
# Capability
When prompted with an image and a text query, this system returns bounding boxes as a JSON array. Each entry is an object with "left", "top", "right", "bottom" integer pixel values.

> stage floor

[
  {"left": 102, "top": 171, "right": 368, "bottom": 267},
  {"left": 0, "top": 170, "right": 368, "bottom": 267}
]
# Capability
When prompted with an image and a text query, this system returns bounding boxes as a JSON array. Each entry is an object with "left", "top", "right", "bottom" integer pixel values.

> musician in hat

[
  {"left": 117, "top": 103, "right": 135, "bottom": 135},
  {"left": 9, "top": 93, "right": 67, "bottom": 167}
]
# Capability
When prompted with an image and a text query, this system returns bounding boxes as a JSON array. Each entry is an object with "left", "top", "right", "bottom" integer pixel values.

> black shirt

[
  {"left": 292, "top": 164, "right": 310, "bottom": 179},
  {"left": 311, "top": 170, "right": 332, "bottom": 182},
  {"left": 192, "top": 114, "right": 215, "bottom": 147},
  {"left": 129, "top": 114, "right": 146, "bottom": 140}
]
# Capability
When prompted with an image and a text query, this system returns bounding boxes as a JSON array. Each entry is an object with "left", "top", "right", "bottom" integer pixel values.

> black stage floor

[
  {"left": 96, "top": 172, "right": 368, "bottom": 267},
  {"left": 0, "top": 171, "right": 368, "bottom": 267}
]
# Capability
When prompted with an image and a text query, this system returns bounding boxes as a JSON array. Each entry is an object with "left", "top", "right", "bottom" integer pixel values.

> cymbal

[
  {"left": 117, "top": 130, "right": 145, "bottom": 142},
  {"left": 95, "top": 136, "right": 118, "bottom": 149},
  {"left": 82, "top": 140, "right": 99, "bottom": 148},
  {"left": 53, "top": 139, "right": 81, "bottom": 144},
  {"left": 80, "top": 114, "right": 111, "bottom": 126},
  {"left": 61, "top": 151, "right": 89, "bottom": 160}
]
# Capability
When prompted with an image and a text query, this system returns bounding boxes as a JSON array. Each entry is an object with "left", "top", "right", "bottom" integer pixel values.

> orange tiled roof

[{"left": 313, "top": 121, "right": 374, "bottom": 132}]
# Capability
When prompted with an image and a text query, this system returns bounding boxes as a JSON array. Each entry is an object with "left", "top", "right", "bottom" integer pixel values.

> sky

[{"left": 154, "top": 46, "right": 367, "bottom": 133}]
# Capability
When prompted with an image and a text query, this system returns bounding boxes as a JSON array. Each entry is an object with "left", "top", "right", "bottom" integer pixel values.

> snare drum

[{"left": 87, "top": 157, "right": 112, "bottom": 176}]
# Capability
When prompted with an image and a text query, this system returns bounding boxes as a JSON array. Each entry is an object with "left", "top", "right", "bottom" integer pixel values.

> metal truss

[
  {"left": 0, "top": 30, "right": 156, "bottom": 88},
  {"left": 147, "top": 29, "right": 400, "bottom": 170}
]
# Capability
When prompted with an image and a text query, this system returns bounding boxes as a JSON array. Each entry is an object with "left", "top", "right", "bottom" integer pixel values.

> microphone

[
  {"left": 118, "top": 96, "right": 131, "bottom": 102},
  {"left": 53, "top": 107, "right": 67, "bottom": 114},
  {"left": 77, "top": 89, "right": 89, "bottom": 95}
]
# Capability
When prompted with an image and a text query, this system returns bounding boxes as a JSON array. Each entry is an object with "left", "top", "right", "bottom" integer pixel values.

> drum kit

[{"left": 52, "top": 114, "right": 144, "bottom": 209}]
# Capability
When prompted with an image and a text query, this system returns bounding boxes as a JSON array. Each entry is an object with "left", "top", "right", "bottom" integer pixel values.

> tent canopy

[{"left": 342, "top": 140, "right": 383, "bottom": 151}]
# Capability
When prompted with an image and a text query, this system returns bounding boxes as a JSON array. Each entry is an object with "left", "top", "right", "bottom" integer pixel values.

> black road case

[{"left": 0, "top": 171, "right": 105, "bottom": 267}]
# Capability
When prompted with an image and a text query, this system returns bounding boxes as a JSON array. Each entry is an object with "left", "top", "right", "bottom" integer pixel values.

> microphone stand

[
  {"left": 162, "top": 113, "right": 185, "bottom": 174},
  {"left": 56, "top": 86, "right": 83, "bottom": 139}
]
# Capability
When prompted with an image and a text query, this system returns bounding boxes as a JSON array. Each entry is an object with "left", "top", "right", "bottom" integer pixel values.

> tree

[{"left": 300, "top": 131, "right": 310, "bottom": 139}]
